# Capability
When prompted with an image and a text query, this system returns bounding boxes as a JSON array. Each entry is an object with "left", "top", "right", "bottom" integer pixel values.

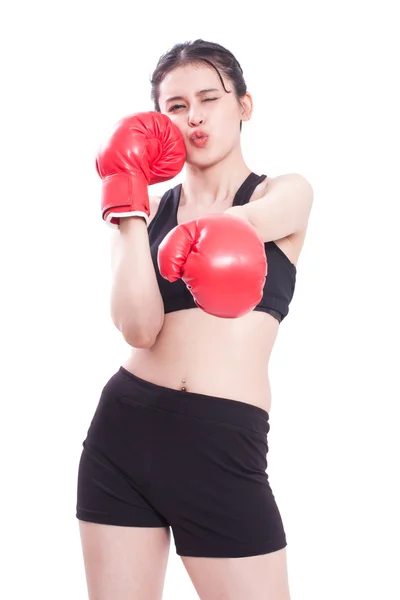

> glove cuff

[{"left": 101, "top": 172, "right": 149, "bottom": 225}]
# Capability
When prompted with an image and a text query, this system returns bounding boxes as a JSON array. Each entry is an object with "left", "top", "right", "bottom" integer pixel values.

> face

[{"left": 158, "top": 63, "right": 252, "bottom": 167}]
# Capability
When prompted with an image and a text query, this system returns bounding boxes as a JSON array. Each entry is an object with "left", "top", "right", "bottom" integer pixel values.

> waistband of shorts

[{"left": 115, "top": 366, "right": 269, "bottom": 434}]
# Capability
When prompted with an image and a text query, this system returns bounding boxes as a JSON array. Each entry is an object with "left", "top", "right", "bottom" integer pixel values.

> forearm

[{"left": 110, "top": 218, "right": 164, "bottom": 347}]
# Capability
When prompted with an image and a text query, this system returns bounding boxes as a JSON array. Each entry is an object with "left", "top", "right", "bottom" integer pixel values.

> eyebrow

[{"left": 165, "top": 88, "right": 220, "bottom": 103}]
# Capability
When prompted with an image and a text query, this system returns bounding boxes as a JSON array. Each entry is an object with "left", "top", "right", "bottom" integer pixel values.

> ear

[{"left": 239, "top": 92, "right": 253, "bottom": 121}]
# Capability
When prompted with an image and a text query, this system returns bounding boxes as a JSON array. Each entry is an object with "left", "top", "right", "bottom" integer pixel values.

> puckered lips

[{"left": 189, "top": 130, "right": 209, "bottom": 148}]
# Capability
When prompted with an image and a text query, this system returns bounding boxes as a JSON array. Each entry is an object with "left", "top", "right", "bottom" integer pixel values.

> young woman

[{"left": 77, "top": 39, "right": 313, "bottom": 600}]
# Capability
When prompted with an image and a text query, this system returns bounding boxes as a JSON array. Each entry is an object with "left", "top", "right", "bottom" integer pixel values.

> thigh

[
  {"left": 76, "top": 376, "right": 170, "bottom": 528},
  {"left": 79, "top": 521, "right": 171, "bottom": 600},
  {"left": 181, "top": 547, "right": 290, "bottom": 600},
  {"left": 76, "top": 442, "right": 169, "bottom": 528},
  {"left": 151, "top": 413, "right": 286, "bottom": 558}
]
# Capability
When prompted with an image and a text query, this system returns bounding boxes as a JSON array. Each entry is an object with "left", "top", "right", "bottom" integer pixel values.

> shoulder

[
  {"left": 268, "top": 172, "right": 313, "bottom": 195},
  {"left": 250, "top": 172, "right": 313, "bottom": 201},
  {"left": 250, "top": 172, "right": 314, "bottom": 218}
]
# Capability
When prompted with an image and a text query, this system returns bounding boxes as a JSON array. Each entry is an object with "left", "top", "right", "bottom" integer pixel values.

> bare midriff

[{"left": 123, "top": 308, "right": 280, "bottom": 413}]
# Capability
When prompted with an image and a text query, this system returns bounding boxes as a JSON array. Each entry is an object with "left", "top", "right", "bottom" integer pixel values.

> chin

[{"left": 186, "top": 148, "right": 229, "bottom": 170}]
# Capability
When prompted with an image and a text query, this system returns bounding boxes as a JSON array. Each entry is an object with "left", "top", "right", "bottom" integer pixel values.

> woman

[{"left": 77, "top": 39, "right": 313, "bottom": 600}]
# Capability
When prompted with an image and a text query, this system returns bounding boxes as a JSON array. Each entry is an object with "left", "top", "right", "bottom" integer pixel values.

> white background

[{"left": 1, "top": 0, "right": 399, "bottom": 598}]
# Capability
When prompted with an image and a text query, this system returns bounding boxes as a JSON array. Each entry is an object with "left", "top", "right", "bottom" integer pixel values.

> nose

[{"left": 188, "top": 109, "right": 204, "bottom": 127}]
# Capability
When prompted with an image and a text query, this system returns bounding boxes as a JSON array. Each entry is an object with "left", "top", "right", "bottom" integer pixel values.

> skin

[
  {"left": 79, "top": 62, "right": 312, "bottom": 600},
  {"left": 124, "top": 63, "right": 309, "bottom": 411}
]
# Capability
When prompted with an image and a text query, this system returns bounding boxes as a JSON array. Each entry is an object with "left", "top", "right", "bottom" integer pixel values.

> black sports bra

[{"left": 148, "top": 172, "right": 297, "bottom": 322}]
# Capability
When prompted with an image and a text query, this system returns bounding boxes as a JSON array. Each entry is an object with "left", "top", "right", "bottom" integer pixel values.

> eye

[
  {"left": 203, "top": 98, "right": 218, "bottom": 102},
  {"left": 169, "top": 104, "right": 185, "bottom": 113}
]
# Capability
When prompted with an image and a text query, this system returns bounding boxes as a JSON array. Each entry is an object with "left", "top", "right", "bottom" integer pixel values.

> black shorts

[{"left": 76, "top": 367, "right": 287, "bottom": 558}]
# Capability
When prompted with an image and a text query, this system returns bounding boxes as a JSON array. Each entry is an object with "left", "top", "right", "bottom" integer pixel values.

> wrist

[{"left": 119, "top": 215, "right": 148, "bottom": 234}]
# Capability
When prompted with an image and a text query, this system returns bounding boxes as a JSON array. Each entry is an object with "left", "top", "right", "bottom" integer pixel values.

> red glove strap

[{"left": 101, "top": 172, "right": 149, "bottom": 227}]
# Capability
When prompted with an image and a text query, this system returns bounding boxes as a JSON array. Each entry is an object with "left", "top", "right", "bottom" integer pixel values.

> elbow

[
  {"left": 124, "top": 330, "right": 158, "bottom": 349},
  {"left": 110, "top": 297, "right": 164, "bottom": 349},
  {"left": 121, "top": 318, "right": 163, "bottom": 349}
]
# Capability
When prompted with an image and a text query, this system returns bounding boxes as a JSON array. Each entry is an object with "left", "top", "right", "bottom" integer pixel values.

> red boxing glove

[
  {"left": 96, "top": 112, "right": 186, "bottom": 228},
  {"left": 158, "top": 213, "right": 268, "bottom": 318}
]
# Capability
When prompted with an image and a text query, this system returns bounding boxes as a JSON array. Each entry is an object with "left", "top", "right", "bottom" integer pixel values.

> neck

[{"left": 182, "top": 147, "right": 251, "bottom": 207}]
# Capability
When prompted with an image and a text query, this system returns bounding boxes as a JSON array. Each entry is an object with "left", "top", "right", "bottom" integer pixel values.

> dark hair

[{"left": 150, "top": 39, "right": 247, "bottom": 130}]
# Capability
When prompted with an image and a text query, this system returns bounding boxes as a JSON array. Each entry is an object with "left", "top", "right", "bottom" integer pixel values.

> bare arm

[
  {"left": 109, "top": 197, "right": 164, "bottom": 348},
  {"left": 225, "top": 173, "right": 314, "bottom": 242}
]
